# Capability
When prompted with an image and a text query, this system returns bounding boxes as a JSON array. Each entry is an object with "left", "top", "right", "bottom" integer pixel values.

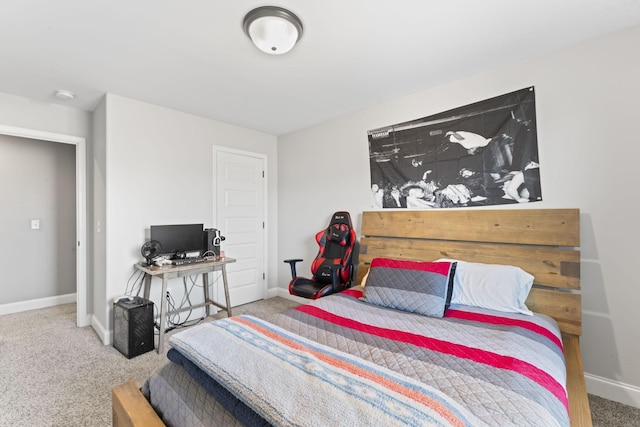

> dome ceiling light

[
  {"left": 54, "top": 89, "right": 76, "bottom": 100},
  {"left": 242, "top": 6, "right": 303, "bottom": 55}
]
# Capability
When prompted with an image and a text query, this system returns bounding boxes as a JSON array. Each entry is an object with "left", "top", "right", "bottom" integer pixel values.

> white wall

[
  {"left": 92, "top": 98, "right": 107, "bottom": 338},
  {"left": 277, "top": 25, "right": 640, "bottom": 407},
  {"left": 0, "top": 92, "right": 91, "bottom": 138},
  {"left": 92, "top": 94, "right": 278, "bottom": 339}
]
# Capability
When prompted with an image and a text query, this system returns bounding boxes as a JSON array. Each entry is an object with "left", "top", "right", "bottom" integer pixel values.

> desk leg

[
  {"left": 203, "top": 272, "right": 210, "bottom": 317},
  {"left": 221, "top": 265, "right": 232, "bottom": 317},
  {"left": 143, "top": 274, "right": 152, "bottom": 300},
  {"left": 158, "top": 275, "right": 168, "bottom": 354}
]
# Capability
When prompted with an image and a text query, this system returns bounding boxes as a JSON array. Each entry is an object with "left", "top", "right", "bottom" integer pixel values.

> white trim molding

[
  {"left": 273, "top": 287, "right": 308, "bottom": 304},
  {"left": 586, "top": 373, "right": 640, "bottom": 409},
  {"left": 0, "top": 293, "right": 76, "bottom": 316},
  {"left": 91, "top": 314, "right": 112, "bottom": 346},
  {"left": 265, "top": 287, "right": 279, "bottom": 299}
]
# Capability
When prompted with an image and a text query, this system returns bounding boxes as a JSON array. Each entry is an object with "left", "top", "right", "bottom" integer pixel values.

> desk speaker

[
  {"left": 113, "top": 297, "right": 154, "bottom": 358},
  {"left": 203, "top": 228, "right": 223, "bottom": 257}
]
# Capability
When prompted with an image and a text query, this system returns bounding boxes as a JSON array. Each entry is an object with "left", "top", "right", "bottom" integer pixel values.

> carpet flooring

[{"left": 1, "top": 299, "right": 638, "bottom": 426}]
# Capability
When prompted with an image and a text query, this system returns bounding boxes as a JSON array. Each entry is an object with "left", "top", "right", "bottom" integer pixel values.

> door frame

[
  {"left": 0, "top": 124, "right": 88, "bottom": 327},
  {"left": 212, "top": 145, "right": 268, "bottom": 303}
]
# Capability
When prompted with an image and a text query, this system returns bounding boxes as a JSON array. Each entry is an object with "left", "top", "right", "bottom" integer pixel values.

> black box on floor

[{"left": 113, "top": 296, "right": 154, "bottom": 358}]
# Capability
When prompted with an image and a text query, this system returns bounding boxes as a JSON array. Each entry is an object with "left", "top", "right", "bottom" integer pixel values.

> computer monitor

[{"left": 150, "top": 224, "right": 204, "bottom": 258}]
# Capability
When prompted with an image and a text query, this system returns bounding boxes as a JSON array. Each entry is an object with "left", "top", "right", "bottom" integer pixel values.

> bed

[{"left": 112, "top": 208, "right": 591, "bottom": 427}]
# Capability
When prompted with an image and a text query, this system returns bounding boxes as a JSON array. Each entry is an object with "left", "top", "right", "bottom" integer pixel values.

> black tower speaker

[
  {"left": 203, "top": 228, "right": 223, "bottom": 257},
  {"left": 113, "top": 296, "right": 154, "bottom": 358}
]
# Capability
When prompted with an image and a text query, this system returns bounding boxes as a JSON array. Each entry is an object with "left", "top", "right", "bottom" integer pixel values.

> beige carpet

[
  {"left": 0, "top": 298, "right": 298, "bottom": 427},
  {"left": 1, "top": 299, "right": 639, "bottom": 426}
]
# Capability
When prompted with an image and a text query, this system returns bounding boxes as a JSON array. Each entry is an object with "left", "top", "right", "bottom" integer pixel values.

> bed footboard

[{"left": 112, "top": 379, "right": 165, "bottom": 427}]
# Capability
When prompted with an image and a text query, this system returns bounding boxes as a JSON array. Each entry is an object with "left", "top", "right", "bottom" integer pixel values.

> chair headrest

[
  {"left": 330, "top": 211, "right": 351, "bottom": 227},
  {"left": 328, "top": 225, "right": 349, "bottom": 246}
]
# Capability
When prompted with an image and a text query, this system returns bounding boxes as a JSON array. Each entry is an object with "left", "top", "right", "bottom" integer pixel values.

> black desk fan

[{"left": 140, "top": 240, "right": 162, "bottom": 266}]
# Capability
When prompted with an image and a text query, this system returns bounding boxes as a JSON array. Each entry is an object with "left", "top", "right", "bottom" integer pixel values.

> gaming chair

[{"left": 285, "top": 211, "right": 357, "bottom": 299}]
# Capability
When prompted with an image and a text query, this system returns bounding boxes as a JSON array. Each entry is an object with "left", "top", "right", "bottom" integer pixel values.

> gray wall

[
  {"left": 90, "top": 94, "right": 278, "bottom": 341},
  {"left": 277, "top": 25, "right": 640, "bottom": 406},
  {"left": 0, "top": 92, "right": 92, "bottom": 312},
  {"left": 0, "top": 135, "right": 76, "bottom": 303}
]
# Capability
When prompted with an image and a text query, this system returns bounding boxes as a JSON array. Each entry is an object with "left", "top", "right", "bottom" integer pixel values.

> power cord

[
  {"left": 123, "top": 268, "right": 145, "bottom": 297},
  {"left": 145, "top": 269, "right": 223, "bottom": 333},
  {"left": 160, "top": 273, "right": 213, "bottom": 332}
]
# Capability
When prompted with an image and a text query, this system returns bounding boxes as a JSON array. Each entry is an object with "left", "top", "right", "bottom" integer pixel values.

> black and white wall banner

[{"left": 367, "top": 87, "right": 541, "bottom": 209}]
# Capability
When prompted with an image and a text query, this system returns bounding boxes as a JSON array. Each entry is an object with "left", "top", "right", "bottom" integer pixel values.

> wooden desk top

[{"left": 135, "top": 257, "right": 236, "bottom": 276}]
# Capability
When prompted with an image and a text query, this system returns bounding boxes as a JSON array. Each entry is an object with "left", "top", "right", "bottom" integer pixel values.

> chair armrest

[
  {"left": 330, "top": 265, "right": 342, "bottom": 292},
  {"left": 284, "top": 259, "right": 304, "bottom": 278}
]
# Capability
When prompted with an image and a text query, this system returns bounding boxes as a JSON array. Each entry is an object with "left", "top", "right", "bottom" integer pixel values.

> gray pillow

[{"left": 363, "top": 258, "right": 456, "bottom": 317}]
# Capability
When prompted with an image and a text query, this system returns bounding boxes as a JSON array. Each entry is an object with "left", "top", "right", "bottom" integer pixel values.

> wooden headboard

[
  {"left": 357, "top": 208, "right": 591, "bottom": 427},
  {"left": 358, "top": 208, "right": 581, "bottom": 335}
]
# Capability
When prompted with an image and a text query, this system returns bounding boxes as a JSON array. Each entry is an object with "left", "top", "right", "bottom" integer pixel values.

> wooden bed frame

[{"left": 113, "top": 208, "right": 591, "bottom": 427}]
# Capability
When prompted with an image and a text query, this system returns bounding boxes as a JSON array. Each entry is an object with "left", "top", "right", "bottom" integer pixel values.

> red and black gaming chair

[{"left": 284, "top": 211, "right": 356, "bottom": 299}]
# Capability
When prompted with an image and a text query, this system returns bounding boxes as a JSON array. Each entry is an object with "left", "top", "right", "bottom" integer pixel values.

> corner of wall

[{"left": 91, "top": 314, "right": 112, "bottom": 346}]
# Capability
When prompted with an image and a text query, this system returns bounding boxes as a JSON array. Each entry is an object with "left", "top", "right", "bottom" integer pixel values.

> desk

[{"left": 134, "top": 258, "right": 236, "bottom": 353}]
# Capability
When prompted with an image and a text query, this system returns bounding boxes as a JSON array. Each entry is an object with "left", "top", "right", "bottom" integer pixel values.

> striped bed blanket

[{"left": 168, "top": 288, "right": 569, "bottom": 426}]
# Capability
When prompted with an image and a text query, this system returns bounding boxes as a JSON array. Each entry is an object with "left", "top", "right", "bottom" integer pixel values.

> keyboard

[{"left": 171, "top": 257, "right": 206, "bottom": 266}]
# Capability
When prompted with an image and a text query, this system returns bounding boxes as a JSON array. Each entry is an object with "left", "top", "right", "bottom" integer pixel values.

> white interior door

[{"left": 215, "top": 148, "right": 266, "bottom": 306}]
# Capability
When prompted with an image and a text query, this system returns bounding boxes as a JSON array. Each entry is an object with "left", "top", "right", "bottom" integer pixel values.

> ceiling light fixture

[
  {"left": 242, "top": 6, "right": 303, "bottom": 55},
  {"left": 54, "top": 89, "right": 76, "bottom": 100}
]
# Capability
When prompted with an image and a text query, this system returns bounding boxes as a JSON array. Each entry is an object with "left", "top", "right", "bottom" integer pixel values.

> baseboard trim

[
  {"left": 0, "top": 293, "right": 76, "bottom": 316},
  {"left": 91, "top": 314, "right": 112, "bottom": 346},
  {"left": 78, "top": 312, "right": 92, "bottom": 328},
  {"left": 273, "top": 287, "right": 311, "bottom": 304},
  {"left": 586, "top": 373, "right": 640, "bottom": 409},
  {"left": 265, "top": 287, "right": 279, "bottom": 299}
]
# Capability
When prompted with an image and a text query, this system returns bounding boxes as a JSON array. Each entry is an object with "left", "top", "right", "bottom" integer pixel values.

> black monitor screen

[{"left": 150, "top": 224, "right": 203, "bottom": 257}]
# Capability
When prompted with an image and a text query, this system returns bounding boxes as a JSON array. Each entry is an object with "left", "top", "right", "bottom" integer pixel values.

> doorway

[
  {"left": 0, "top": 124, "right": 88, "bottom": 327},
  {"left": 214, "top": 147, "right": 266, "bottom": 306}
]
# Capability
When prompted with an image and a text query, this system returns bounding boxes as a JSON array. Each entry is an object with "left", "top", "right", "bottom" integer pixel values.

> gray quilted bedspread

[
  {"left": 146, "top": 286, "right": 569, "bottom": 426},
  {"left": 267, "top": 287, "right": 569, "bottom": 427}
]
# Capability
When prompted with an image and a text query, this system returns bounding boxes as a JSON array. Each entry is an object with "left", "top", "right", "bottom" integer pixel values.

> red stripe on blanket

[
  {"left": 233, "top": 316, "right": 467, "bottom": 427},
  {"left": 445, "top": 309, "right": 564, "bottom": 350},
  {"left": 295, "top": 304, "right": 568, "bottom": 411},
  {"left": 340, "top": 288, "right": 363, "bottom": 298},
  {"left": 371, "top": 258, "right": 453, "bottom": 275}
]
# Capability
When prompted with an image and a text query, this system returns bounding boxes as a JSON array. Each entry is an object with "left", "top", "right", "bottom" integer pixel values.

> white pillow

[{"left": 437, "top": 259, "right": 534, "bottom": 315}]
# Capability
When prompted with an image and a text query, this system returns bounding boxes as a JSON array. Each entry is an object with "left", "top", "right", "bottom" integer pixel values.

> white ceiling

[{"left": 2, "top": 1, "right": 640, "bottom": 136}]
